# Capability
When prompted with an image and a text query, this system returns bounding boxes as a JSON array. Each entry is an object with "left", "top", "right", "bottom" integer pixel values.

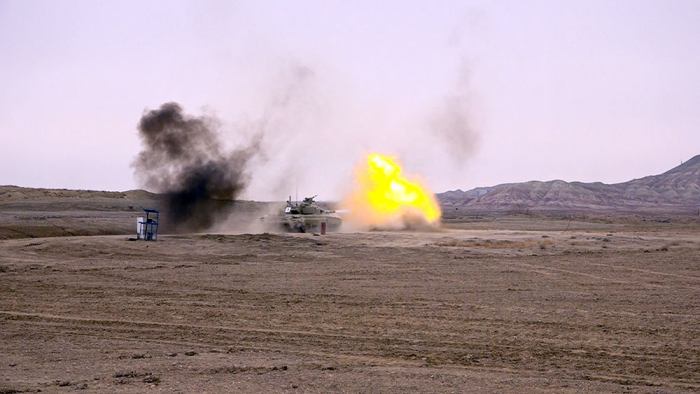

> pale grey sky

[{"left": 1, "top": 0, "right": 699, "bottom": 200}]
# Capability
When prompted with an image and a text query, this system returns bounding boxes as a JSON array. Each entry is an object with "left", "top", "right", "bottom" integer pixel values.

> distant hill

[
  {"left": 438, "top": 155, "right": 700, "bottom": 215},
  {"left": 0, "top": 186, "right": 271, "bottom": 239},
  {"left": 0, "top": 185, "right": 157, "bottom": 204}
]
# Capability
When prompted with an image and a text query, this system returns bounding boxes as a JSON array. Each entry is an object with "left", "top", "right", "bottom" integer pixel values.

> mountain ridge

[{"left": 438, "top": 155, "right": 700, "bottom": 214}]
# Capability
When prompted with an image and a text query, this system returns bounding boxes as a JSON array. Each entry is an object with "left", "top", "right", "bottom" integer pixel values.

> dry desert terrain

[{"left": 2, "top": 210, "right": 700, "bottom": 393}]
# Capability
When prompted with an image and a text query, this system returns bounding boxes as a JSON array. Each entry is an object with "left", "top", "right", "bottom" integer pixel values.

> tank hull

[{"left": 262, "top": 214, "right": 342, "bottom": 233}]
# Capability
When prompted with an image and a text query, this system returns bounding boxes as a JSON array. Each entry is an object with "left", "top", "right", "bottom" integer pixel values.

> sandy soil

[{"left": 1, "top": 218, "right": 700, "bottom": 393}]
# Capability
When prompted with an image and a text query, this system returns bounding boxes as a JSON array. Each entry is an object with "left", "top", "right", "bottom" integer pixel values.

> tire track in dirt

[
  {"left": 3, "top": 310, "right": 698, "bottom": 388},
  {"left": 588, "top": 262, "right": 700, "bottom": 281},
  {"left": 501, "top": 259, "right": 700, "bottom": 291}
]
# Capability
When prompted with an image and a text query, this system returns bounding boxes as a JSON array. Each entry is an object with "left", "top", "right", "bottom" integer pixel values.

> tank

[{"left": 261, "top": 195, "right": 342, "bottom": 233}]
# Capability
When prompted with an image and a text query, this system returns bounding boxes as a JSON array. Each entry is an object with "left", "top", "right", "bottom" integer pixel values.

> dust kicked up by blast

[{"left": 133, "top": 102, "right": 260, "bottom": 233}]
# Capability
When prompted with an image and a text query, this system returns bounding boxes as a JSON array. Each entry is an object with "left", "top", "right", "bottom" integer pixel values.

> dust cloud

[
  {"left": 133, "top": 102, "right": 261, "bottom": 233},
  {"left": 132, "top": 54, "right": 482, "bottom": 233},
  {"left": 429, "top": 60, "right": 480, "bottom": 164}
]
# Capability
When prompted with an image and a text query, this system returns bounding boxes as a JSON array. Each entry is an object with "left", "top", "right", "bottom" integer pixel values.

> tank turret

[{"left": 261, "top": 195, "right": 342, "bottom": 233}]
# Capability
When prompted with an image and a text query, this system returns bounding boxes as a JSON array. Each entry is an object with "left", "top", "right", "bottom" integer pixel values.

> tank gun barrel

[{"left": 261, "top": 194, "right": 342, "bottom": 233}]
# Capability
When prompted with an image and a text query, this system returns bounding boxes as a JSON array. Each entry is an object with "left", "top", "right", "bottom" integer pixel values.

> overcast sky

[{"left": 1, "top": 0, "right": 699, "bottom": 200}]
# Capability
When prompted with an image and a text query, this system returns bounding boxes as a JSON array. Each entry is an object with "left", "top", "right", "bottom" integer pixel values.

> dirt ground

[{"left": 2, "top": 216, "right": 700, "bottom": 393}]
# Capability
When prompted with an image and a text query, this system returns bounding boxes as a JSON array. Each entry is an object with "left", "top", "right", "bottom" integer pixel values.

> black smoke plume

[{"left": 133, "top": 102, "right": 259, "bottom": 233}]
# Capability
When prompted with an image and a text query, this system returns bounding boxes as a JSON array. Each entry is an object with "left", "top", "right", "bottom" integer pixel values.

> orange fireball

[{"left": 346, "top": 154, "right": 441, "bottom": 228}]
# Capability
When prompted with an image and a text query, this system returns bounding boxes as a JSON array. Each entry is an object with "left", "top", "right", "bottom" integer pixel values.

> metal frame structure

[{"left": 138, "top": 208, "right": 159, "bottom": 241}]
